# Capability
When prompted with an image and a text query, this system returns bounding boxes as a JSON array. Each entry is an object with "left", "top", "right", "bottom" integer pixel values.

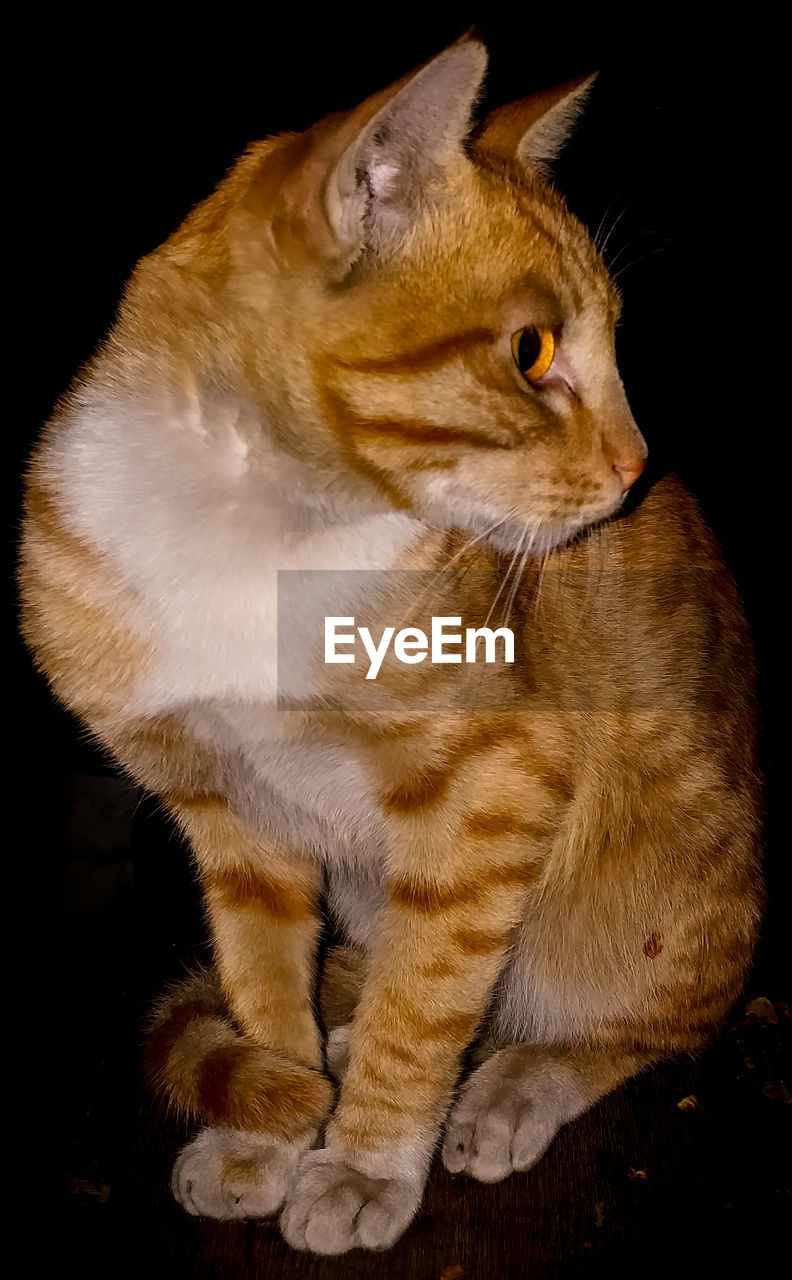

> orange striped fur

[{"left": 20, "top": 36, "right": 761, "bottom": 1253}]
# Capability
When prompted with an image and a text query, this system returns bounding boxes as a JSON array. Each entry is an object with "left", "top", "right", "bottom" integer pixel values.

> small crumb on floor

[
  {"left": 66, "top": 1175, "right": 111, "bottom": 1204},
  {"left": 761, "top": 1081, "right": 791, "bottom": 1103},
  {"left": 744, "top": 997, "right": 778, "bottom": 1024}
]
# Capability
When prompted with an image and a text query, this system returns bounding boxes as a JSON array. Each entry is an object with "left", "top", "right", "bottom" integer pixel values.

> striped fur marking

[
  {"left": 327, "top": 326, "right": 497, "bottom": 377},
  {"left": 203, "top": 866, "right": 317, "bottom": 924},
  {"left": 388, "top": 861, "right": 541, "bottom": 914}
]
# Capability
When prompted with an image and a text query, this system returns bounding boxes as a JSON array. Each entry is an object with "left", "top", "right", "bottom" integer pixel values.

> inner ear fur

[{"left": 266, "top": 35, "right": 488, "bottom": 277}]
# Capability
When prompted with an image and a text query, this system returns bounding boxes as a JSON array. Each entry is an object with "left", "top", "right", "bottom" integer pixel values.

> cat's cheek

[{"left": 412, "top": 474, "right": 582, "bottom": 553}]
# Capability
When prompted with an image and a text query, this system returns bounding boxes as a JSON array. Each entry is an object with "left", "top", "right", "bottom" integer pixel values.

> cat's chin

[
  {"left": 471, "top": 495, "right": 628, "bottom": 557},
  {"left": 481, "top": 518, "right": 578, "bottom": 557},
  {"left": 461, "top": 509, "right": 613, "bottom": 558},
  {"left": 416, "top": 489, "right": 625, "bottom": 559}
]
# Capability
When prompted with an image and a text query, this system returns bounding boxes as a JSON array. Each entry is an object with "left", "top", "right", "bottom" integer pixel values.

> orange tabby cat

[{"left": 20, "top": 36, "right": 762, "bottom": 1255}]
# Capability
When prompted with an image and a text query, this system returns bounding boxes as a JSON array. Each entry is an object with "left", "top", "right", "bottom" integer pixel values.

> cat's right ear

[
  {"left": 269, "top": 36, "right": 487, "bottom": 279},
  {"left": 471, "top": 73, "right": 596, "bottom": 173}
]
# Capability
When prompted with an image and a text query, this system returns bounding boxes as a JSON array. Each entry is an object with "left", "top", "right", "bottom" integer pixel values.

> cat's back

[
  {"left": 613, "top": 469, "right": 753, "bottom": 678},
  {"left": 524, "top": 470, "right": 756, "bottom": 729}
]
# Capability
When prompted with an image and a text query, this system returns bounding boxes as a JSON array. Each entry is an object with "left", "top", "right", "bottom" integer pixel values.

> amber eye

[{"left": 511, "top": 326, "right": 555, "bottom": 384}]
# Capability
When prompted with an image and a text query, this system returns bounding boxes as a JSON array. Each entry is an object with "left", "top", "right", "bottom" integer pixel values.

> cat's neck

[{"left": 49, "top": 378, "right": 427, "bottom": 585}]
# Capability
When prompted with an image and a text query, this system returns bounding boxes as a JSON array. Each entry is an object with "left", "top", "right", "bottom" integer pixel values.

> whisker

[
  {"left": 471, "top": 522, "right": 535, "bottom": 710},
  {"left": 532, "top": 547, "right": 551, "bottom": 621},
  {"left": 500, "top": 535, "right": 530, "bottom": 632},
  {"left": 599, "top": 204, "right": 630, "bottom": 260},
  {"left": 612, "top": 245, "right": 667, "bottom": 282},
  {"left": 605, "top": 236, "right": 640, "bottom": 275},
  {"left": 407, "top": 516, "right": 508, "bottom": 624},
  {"left": 593, "top": 195, "right": 621, "bottom": 252},
  {"left": 482, "top": 541, "right": 522, "bottom": 633}
]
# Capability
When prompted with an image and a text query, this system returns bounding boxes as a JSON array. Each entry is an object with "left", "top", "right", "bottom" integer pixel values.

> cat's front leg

[
  {"left": 281, "top": 858, "right": 541, "bottom": 1252},
  {"left": 279, "top": 721, "right": 566, "bottom": 1254},
  {"left": 150, "top": 797, "right": 333, "bottom": 1220}
]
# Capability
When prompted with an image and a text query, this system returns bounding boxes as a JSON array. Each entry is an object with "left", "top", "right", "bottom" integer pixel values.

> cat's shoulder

[{"left": 613, "top": 470, "right": 725, "bottom": 571}]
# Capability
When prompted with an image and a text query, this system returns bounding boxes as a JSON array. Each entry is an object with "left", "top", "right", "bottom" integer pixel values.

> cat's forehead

[{"left": 399, "top": 158, "right": 618, "bottom": 328}]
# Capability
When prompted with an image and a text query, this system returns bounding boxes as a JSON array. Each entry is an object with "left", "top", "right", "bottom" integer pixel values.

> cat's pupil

[{"left": 518, "top": 326, "right": 541, "bottom": 372}]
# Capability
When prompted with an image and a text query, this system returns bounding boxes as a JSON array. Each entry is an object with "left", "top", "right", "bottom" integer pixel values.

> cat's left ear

[
  {"left": 272, "top": 35, "right": 487, "bottom": 277},
  {"left": 471, "top": 73, "right": 596, "bottom": 172}
]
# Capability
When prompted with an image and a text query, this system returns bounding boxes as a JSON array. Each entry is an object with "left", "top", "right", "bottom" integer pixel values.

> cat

[{"left": 20, "top": 35, "right": 762, "bottom": 1256}]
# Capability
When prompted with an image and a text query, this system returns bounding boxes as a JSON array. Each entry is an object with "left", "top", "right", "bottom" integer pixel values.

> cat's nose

[{"left": 613, "top": 455, "right": 645, "bottom": 493}]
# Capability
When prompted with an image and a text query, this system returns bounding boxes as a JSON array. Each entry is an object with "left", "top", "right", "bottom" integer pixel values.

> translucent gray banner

[{"left": 276, "top": 568, "right": 733, "bottom": 713}]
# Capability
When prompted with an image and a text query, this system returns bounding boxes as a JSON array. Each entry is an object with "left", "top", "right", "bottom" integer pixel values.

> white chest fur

[
  {"left": 53, "top": 392, "right": 422, "bottom": 712},
  {"left": 128, "top": 507, "right": 419, "bottom": 716},
  {"left": 52, "top": 392, "right": 421, "bottom": 855}
]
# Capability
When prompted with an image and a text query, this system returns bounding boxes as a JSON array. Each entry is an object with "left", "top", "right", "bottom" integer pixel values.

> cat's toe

[
  {"left": 442, "top": 1092, "right": 520, "bottom": 1182},
  {"left": 172, "top": 1127, "right": 306, "bottom": 1220},
  {"left": 509, "top": 1107, "right": 559, "bottom": 1172},
  {"left": 442, "top": 1053, "right": 560, "bottom": 1183},
  {"left": 441, "top": 1114, "right": 476, "bottom": 1175},
  {"left": 280, "top": 1150, "right": 421, "bottom": 1254}
]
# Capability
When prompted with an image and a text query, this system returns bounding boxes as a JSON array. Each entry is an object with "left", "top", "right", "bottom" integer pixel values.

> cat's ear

[
  {"left": 271, "top": 35, "right": 487, "bottom": 277},
  {"left": 472, "top": 73, "right": 596, "bottom": 172}
]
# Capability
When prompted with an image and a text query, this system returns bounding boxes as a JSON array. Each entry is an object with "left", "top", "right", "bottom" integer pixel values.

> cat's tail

[{"left": 144, "top": 969, "right": 331, "bottom": 1137}]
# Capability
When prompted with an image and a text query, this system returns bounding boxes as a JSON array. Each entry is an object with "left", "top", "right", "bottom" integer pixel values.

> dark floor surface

[{"left": 60, "top": 777, "right": 789, "bottom": 1280}]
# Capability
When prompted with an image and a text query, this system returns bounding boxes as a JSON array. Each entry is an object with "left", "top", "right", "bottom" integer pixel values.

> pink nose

[{"left": 613, "top": 455, "right": 646, "bottom": 493}]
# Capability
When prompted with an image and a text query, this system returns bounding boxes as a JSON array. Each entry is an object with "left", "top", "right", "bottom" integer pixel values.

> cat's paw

[
  {"left": 442, "top": 1048, "right": 563, "bottom": 1183},
  {"left": 325, "top": 1024, "right": 352, "bottom": 1083},
  {"left": 280, "top": 1149, "right": 422, "bottom": 1254},
  {"left": 172, "top": 1126, "right": 309, "bottom": 1220}
]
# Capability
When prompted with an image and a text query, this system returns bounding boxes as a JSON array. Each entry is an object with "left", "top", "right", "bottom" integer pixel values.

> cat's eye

[{"left": 511, "top": 326, "right": 555, "bottom": 384}]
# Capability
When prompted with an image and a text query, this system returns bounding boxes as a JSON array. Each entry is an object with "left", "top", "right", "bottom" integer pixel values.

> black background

[{"left": 9, "top": 11, "right": 788, "bottom": 1277}]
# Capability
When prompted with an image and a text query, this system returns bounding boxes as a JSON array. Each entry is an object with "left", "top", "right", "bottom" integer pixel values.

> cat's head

[{"left": 232, "top": 35, "right": 647, "bottom": 553}]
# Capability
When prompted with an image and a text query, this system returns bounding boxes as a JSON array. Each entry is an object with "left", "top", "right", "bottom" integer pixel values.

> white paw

[
  {"left": 172, "top": 1127, "right": 309, "bottom": 1220},
  {"left": 325, "top": 1025, "right": 352, "bottom": 1083},
  {"left": 442, "top": 1050, "right": 563, "bottom": 1183},
  {"left": 280, "top": 1149, "right": 422, "bottom": 1254}
]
